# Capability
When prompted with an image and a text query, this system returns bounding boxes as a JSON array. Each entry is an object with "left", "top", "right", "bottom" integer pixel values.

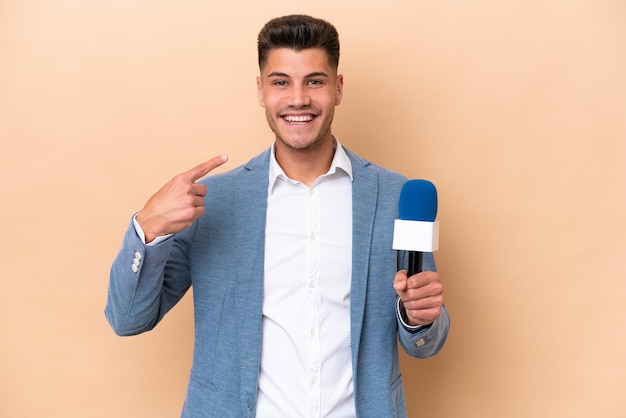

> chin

[{"left": 282, "top": 136, "right": 326, "bottom": 151}]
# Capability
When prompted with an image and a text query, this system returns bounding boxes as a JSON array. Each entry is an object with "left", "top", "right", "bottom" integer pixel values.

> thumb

[{"left": 393, "top": 270, "right": 408, "bottom": 293}]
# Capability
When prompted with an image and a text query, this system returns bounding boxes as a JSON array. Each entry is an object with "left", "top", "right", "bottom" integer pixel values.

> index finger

[{"left": 183, "top": 154, "right": 228, "bottom": 182}]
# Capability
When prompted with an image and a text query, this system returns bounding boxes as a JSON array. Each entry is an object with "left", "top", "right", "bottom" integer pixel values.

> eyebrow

[{"left": 266, "top": 71, "right": 329, "bottom": 79}]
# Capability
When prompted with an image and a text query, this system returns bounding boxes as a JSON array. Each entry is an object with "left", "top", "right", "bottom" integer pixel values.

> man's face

[{"left": 257, "top": 48, "right": 343, "bottom": 152}]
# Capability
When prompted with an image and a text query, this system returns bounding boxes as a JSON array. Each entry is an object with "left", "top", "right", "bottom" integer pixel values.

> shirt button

[
  {"left": 134, "top": 252, "right": 142, "bottom": 261},
  {"left": 415, "top": 338, "right": 425, "bottom": 347}
]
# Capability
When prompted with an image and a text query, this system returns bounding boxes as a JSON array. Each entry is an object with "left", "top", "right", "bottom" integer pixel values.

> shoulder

[{"left": 344, "top": 147, "right": 407, "bottom": 186}]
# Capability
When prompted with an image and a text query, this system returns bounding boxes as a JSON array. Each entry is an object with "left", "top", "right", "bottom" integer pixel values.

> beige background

[{"left": 1, "top": 1, "right": 625, "bottom": 417}]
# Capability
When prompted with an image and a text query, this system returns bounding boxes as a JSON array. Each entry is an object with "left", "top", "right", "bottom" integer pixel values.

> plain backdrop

[{"left": 1, "top": 1, "right": 625, "bottom": 417}]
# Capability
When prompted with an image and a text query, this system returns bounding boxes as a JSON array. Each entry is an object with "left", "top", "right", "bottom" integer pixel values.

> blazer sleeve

[
  {"left": 397, "top": 305, "right": 450, "bottom": 358},
  {"left": 104, "top": 218, "right": 192, "bottom": 336}
]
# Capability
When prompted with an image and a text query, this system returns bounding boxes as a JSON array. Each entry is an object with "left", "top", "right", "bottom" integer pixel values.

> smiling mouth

[{"left": 282, "top": 115, "right": 316, "bottom": 125}]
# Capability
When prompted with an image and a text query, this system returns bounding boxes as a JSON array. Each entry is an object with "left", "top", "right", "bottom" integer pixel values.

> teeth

[{"left": 283, "top": 115, "right": 314, "bottom": 123}]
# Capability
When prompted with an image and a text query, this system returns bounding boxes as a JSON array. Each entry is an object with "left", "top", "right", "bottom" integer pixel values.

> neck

[{"left": 274, "top": 137, "right": 336, "bottom": 186}]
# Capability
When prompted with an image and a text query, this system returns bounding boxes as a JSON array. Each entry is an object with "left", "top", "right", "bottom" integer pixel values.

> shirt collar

[{"left": 268, "top": 137, "right": 353, "bottom": 194}]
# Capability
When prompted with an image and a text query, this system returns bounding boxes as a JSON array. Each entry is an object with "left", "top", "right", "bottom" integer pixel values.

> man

[{"left": 106, "top": 14, "right": 449, "bottom": 418}]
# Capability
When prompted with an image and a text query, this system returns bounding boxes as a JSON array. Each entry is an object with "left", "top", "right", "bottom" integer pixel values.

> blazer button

[
  {"left": 415, "top": 338, "right": 425, "bottom": 347},
  {"left": 131, "top": 251, "right": 142, "bottom": 273}
]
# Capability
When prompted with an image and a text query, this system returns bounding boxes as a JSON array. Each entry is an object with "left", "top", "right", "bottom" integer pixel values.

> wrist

[
  {"left": 135, "top": 213, "right": 162, "bottom": 244},
  {"left": 133, "top": 213, "right": 172, "bottom": 245}
]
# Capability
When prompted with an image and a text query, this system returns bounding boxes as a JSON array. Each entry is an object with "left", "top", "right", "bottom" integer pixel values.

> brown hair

[{"left": 257, "top": 15, "right": 340, "bottom": 71}]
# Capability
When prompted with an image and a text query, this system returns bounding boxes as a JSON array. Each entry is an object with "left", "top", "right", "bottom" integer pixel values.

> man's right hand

[{"left": 136, "top": 154, "right": 228, "bottom": 243}]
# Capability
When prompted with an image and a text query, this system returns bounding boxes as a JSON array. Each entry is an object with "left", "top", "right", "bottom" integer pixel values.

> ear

[
  {"left": 256, "top": 76, "right": 265, "bottom": 107},
  {"left": 335, "top": 74, "right": 344, "bottom": 106}
]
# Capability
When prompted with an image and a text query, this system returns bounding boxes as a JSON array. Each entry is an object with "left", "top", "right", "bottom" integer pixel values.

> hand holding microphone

[
  {"left": 136, "top": 154, "right": 228, "bottom": 243},
  {"left": 392, "top": 180, "right": 444, "bottom": 327}
]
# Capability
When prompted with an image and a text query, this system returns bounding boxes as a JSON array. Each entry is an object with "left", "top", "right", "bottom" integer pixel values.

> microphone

[{"left": 392, "top": 180, "right": 439, "bottom": 276}]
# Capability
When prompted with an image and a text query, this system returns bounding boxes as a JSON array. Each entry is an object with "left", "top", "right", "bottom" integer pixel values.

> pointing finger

[{"left": 183, "top": 154, "right": 228, "bottom": 182}]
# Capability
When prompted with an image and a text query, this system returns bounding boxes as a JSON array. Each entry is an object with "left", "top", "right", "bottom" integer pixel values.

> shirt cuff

[{"left": 132, "top": 213, "right": 173, "bottom": 246}]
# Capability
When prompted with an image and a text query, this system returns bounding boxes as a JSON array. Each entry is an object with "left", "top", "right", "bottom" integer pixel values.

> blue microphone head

[{"left": 398, "top": 179, "right": 438, "bottom": 222}]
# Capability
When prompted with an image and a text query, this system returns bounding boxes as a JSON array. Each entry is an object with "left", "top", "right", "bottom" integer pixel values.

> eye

[
  {"left": 307, "top": 79, "right": 324, "bottom": 87},
  {"left": 271, "top": 80, "right": 288, "bottom": 87}
]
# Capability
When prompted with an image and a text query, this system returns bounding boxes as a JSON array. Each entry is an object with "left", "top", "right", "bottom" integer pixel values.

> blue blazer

[{"left": 106, "top": 147, "right": 450, "bottom": 417}]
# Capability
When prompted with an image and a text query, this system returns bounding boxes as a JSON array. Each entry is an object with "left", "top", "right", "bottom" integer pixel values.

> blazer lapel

[
  {"left": 234, "top": 150, "right": 271, "bottom": 412},
  {"left": 347, "top": 150, "right": 379, "bottom": 371}
]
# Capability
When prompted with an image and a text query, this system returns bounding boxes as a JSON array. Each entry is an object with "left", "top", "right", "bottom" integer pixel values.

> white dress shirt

[{"left": 255, "top": 140, "right": 356, "bottom": 418}]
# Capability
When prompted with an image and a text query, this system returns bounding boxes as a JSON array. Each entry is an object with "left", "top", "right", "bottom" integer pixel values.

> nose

[{"left": 288, "top": 84, "right": 310, "bottom": 108}]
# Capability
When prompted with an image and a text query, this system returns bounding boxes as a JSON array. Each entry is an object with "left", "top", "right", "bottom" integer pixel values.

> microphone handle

[{"left": 407, "top": 251, "right": 423, "bottom": 277}]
